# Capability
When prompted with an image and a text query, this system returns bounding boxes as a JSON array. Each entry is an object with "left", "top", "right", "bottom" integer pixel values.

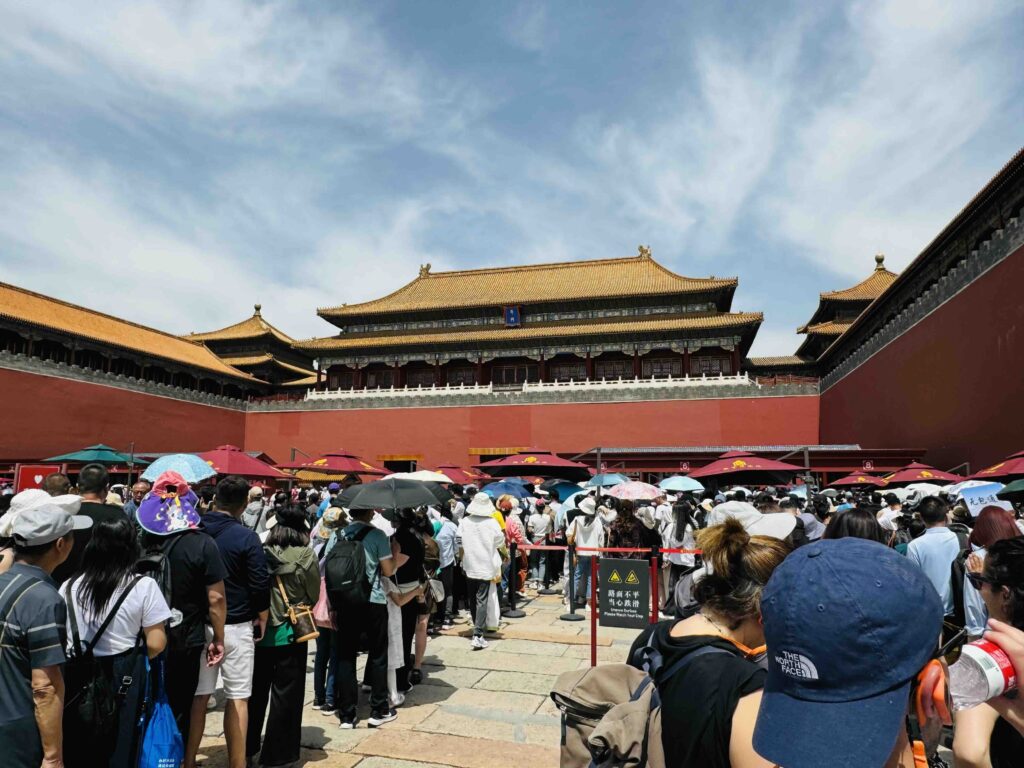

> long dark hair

[
  {"left": 671, "top": 501, "right": 694, "bottom": 537},
  {"left": 266, "top": 505, "right": 310, "bottom": 548},
  {"left": 824, "top": 508, "right": 884, "bottom": 544},
  {"left": 985, "top": 538, "right": 1024, "bottom": 630},
  {"left": 77, "top": 518, "right": 140, "bottom": 617}
]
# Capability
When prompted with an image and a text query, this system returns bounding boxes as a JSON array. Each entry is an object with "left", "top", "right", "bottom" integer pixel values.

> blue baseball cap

[
  {"left": 753, "top": 538, "right": 942, "bottom": 768},
  {"left": 328, "top": 482, "right": 341, "bottom": 492}
]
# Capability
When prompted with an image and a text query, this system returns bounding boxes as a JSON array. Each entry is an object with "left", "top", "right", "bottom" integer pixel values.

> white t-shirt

[
  {"left": 568, "top": 515, "right": 604, "bottom": 550},
  {"left": 528, "top": 512, "right": 551, "bottom": 542},
  {"left": 655, "top": 503, "right": 672, "bottom": 524},
  {"left": 65, "top": 575, "right": 172, "bottom": 657},
  {"left": 878, "top": 507, "right": 902, "bottom": 531}
]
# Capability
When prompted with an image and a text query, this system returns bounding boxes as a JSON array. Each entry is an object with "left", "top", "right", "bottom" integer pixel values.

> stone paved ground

[
  {"left": 195, "top": 588, "right": 637, "bottom": 768},
  {"left": 194, "top": 590, "right": 957, "bottom": 767}
]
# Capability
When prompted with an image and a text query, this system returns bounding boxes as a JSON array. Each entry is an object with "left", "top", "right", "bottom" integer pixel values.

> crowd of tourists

[{"left": 3, "top": 466, "right": 1024, "bottom": 767}]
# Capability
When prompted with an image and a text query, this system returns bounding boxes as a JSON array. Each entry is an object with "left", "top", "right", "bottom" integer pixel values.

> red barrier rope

[{"left": 515, "top": 543, "right": 703, "bottom": 555}]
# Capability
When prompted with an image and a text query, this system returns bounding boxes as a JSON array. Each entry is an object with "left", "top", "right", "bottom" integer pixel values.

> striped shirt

[{"left": 0, "top": 563, "right": 68, "bottom": 728}]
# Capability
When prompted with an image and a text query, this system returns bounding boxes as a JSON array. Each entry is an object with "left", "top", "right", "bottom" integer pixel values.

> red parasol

[
  {"left": 473, "top": 450, "right": 590, "bottom": 482},
  {"left": 687, "top": 450, "right": 804, "bottom": 485},
  {"left": 434, "top": 465, "right": 490, "bottom": 485},
  {"left": 882, "top": 462, "right": 962, "bottom": 487},
  {"left": 828, "top": 472, "right": 888, "bottom": 489},
  {"left": 969, "top": 450, "right": 1024, "bottom": 482},
  {"left": 197, "top": 445, "right": 287, "bottom": 480},
  {"left": 277, "top": 449, "right": 387, "bottom": 476}
]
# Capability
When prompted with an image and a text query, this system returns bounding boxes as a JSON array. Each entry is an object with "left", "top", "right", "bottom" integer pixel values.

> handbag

[
  {"left": 138, "top": 656, "right": 184, "bottom": 768},
  {"left": 312, "top": 574, "right": 335, "bottom": 629},
  {"left": 276, "top": 576, "right": 320, "bottom": 643}
]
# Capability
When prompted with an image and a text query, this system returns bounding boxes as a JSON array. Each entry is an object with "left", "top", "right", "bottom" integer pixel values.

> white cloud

[{"left": 506, "top": 3, "right": 548, "bottom": 52}]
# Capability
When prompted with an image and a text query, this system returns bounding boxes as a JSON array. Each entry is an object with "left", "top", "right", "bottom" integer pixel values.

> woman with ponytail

[{"left": 628, "top": 519, "right": 789, "bottom": 767}]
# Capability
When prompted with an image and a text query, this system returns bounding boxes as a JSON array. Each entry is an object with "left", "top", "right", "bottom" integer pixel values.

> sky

[{"left": 0, "top": 1, "right": 1021, "bottom": 356}]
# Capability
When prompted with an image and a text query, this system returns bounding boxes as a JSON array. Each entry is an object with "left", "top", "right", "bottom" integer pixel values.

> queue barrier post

[
  {"left": 590, "top": 554, "right": 599, "bottom": 667},
  {"left": 502, "top": 540, "right": 526, "bottom": 619},
  {"left": 559, "top": 544, "right": 584, "bottom": 622},
  {"left": 649, "top": 546, "right": 660, "bottom": 624},
  {"left": 538, "top": 538, "right": 561, "bottom": 595}
]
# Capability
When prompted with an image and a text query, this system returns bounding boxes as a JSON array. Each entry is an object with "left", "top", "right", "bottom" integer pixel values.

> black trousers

[
  {"left": 246, "top": 641, "right": 308, "bottom": 765},
  {"left": 431, "top": 564, "right": 455, "bottom": 626},
  {"left": 335, "top": 601, "right": 388, "bottom": 719},
  {"left": 394, "top": 598, "right": 419, "bottom": 691},
  {"left": 165, "top": 645, "right": 202, "bottom": 745}
]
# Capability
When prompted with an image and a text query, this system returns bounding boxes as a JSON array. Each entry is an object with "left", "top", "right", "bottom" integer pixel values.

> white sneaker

[
  {"left": 390, "top": 692, "right": 406, "bottom": 708},
  {"left": 368, "top": 709, "right": 398, "bottom": 727},
  {"left": 470, "top": 635, "right": 484, "bottom": 650}
]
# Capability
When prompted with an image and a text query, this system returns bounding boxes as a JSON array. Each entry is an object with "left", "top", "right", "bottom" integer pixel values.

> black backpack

[
  {"left": 324, "top": 525, "right": 377, "bottom": 609},
  {"left": 949, "top": 549, "right": 971, "bottom": 628},
  {"left": 62, "top": 576, "right": 145, "bottom": 741},
  {"left": 136, "top": 532, "right": 190, "bottom": 649}
]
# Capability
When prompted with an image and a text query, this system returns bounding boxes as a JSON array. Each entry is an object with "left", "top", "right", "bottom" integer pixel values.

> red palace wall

[
  {"left": 0, "top": 368, "right": 246, "bottom": 459},
  {"left": 820, "top": 244, "right": 1024, "bottom": 471},
  {"left": 243, "top": 394, "right": 820, "bottom": 469}
]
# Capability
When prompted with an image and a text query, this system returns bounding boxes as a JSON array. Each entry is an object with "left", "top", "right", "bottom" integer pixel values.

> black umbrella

[
  {"left": 997, "top": 479, "right": 1024, "bottom": 505},
  {"left": 343, "top": 478, "right": 440, "bottom": 511},
  {"left": 424, "top": 481, "right": 454, "bottom": 506}
]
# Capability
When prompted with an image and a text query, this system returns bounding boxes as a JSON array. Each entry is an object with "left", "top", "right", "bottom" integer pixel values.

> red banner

[{"left": 14, "top": 464, "right": 64, "bottom": 492}]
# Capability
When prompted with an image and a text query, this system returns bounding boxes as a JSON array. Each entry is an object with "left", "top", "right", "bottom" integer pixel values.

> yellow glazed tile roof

[
  {"left": 748, "top": 355, "right": 809, "bottom": 367},
  {"left": 0, "top": 282, "right": 255, "bottom": 380},
  {"left": 297, "top": 312, "right": 762, "bottom": 352},
  {"left": 280, "top": 374, "right": 318, "bottom": 387},
  {"left": 220, "top": 354, "right": 313, "bottom": 377},
  {"left": 821, "top": 256, "right": 898, "bottom": 301},
  {"left": 319, "top": 249, "right": 737, "bottom": 318},
  {"left": 186, "top": 305, "right": 295, "bottom": 345},
  {"left": 799, "top": 319, "right": 852, "bottom": 336}
]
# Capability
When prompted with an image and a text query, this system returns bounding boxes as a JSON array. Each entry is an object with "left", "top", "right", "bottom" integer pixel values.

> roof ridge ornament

[
  {"left": 254, "top": 303, "right": 262, "bottom": 316},
  {"left": 637, "top": 245, "right": 652, "bottom": 260},
  {"left": 419, "top": 263, "right": 432, "bottom": 278},
  {"left": 874, "top": 252, "right": 885, "bottom": 270}
]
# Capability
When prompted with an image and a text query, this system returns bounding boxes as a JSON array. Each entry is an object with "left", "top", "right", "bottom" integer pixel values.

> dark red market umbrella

[
  {"left": 687, "top": 450, "right": 803, "bottom": 486},
  {"left": 277, "top": 449, "right": 387, "bottom": 476},
  {"left": 198, "top": 445, "right": 287, "bottom": 480},
  {"left": 434, "top": 465, "right": 490, "bottom": 485},
  {"left": 473, "top": 450, "right": 590, "bottom": 482},
  {"left": 969, "top": 450, "right": 1024, "bottom": 482},
  {"left": 882, "top": 462, "right": 962, "bottom": 487},
  {"left": 827, "top": 472, "right": 888, "bottom": 489}
]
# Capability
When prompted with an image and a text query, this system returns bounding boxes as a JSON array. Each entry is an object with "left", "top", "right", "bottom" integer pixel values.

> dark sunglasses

[
  {"left": 936, "top": 623, "right": 968, "bottom": 666},
  {"left": 967, "top": 573, "right": 999, "bottom": 590}
]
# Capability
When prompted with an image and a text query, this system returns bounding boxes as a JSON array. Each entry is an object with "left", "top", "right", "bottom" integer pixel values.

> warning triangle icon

[
  {"left": 608, "top": 570, "right": 622, "bottom": 584},
  {"left": 625, "top": 571, "right": 640, "bottom": 585}
]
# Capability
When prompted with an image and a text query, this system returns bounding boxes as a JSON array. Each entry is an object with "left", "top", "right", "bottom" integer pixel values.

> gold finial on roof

[
  {"left": 419, "top": 263, "right": 432, "bottom": 278},
  {"left": 638, "top": 245, "right": 651, "bottom": 260},
  {"left": 254, "top": 303, "right": 262, "bottom": 315},
  {"left": 874, "top": 253, "right": 885, "bottom": 270}
]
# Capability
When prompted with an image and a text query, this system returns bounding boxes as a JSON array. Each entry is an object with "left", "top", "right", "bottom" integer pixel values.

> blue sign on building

[{"left": 504, "top": 306, "right": 521, "bottom": 327}]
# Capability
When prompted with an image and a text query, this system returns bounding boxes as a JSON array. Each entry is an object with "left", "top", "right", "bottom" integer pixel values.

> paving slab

[
  {"left": 563, "top": 643, "right": 631, "bottom": 662},
  {"left": 441, "top": 687, "right": 548, "bottom": 715},
  {"left": 474, "top": 670, "right": 560, "bottom": 696},
  {"left": 488, "top": 638, "right": 570, "bottom": 656},
  {"left": 195, "top": 737, "right": 361, "bottom": 767},
  {"left": 430, "top": 648, "right": 580, "bottom": 674},
  {"left": 414, "top": 709, "right": 560, "bottom": 746},
  {"left": 351, "top": 730, "right": 559, "bottom": 768},
  {"left": 352, "top": 759, "right": 444, "bottom": 768},
  {"left": 416, "top": 664, "right": 489, "bottom": 689}
]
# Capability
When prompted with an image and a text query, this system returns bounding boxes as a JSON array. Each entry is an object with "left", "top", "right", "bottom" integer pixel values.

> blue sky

[{"left": 0, "top": 0, "right": 1021, "bottom": 356}]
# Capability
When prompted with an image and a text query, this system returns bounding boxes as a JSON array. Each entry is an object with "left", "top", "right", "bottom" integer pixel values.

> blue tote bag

[{"left": 139, "top": 656, "right": 184, "bottom": 768}]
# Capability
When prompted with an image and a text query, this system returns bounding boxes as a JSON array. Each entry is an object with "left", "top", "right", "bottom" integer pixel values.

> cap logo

[{"left": 775, "top": 650, "right": 819, "bottom": 680}]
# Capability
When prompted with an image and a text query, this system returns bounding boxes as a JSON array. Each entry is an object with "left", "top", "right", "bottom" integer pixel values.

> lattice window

[
  {"left": 406, "top": 370, "right": 435, "bottom": 388},
  {"left": 691, "top": 356, "right": 731, "bottom": 375},
  {"left": 549, "top": 361, "right": 586, "bottom": 381},
  {"left": 643, "top": 357, "right": 682, "bottom": 378},
  {"left": 595, "top": 359, "right": 631, "bottom": 379},
  {"left": 365, "top": 370, "right": 395, "bottom": 389},
  {"left": 448, "top": 367, "right": 476, "bottom": 385}
]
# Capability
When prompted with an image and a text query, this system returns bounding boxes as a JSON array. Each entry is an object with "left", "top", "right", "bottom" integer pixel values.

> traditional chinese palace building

[
  {"left": 1, "top": 147, "right": 1021, "bottom": 475},
  {"left": 299, "top": 247, "right": 763, "bottom": 390},
  {"left": 186, "top": 305, "right": 315, "bottom": 388}
]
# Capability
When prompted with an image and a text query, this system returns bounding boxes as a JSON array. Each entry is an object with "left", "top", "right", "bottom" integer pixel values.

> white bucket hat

[
  {"left": 578, "top": 497, "right": 597, "bottom": 516},
  {"left": 467, "top": 492, "right": 496, "bottom": 517},
  {"left": 705, "top": 500, "right": 796, "bottom": 540}
]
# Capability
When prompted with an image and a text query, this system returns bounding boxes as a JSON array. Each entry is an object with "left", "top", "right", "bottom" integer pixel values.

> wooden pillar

[
  {"left": 354, "top": 367, "right": 363, "bottom": 389},
  {"left": 539, "top": 355, "right": 547, "bottom": 383},
  {"left": 475, "top": 358, "right": 484, "bottom": 386},
  {"left": 393, "top": 362, "right": 403, "bottom": 388},
  {"left": 632, "top": 349, "right": 641, "bottom": 378},
  {"left": 434, "top": 361, "right": 442, "bottom": 386},
  {"left": 316, "top": 366, "right": 325, "bottom": 391},
  {"left": 103, "top": 354, "right": 111, "bottom": 373},
  {"left": 683, "top": 348, "right": 691, "bottom": 377},
  {"left": 585, "top": 351, "right": 594, "bottom": 380},
  {"left": 730, "top": 348, "right": 740, "bottom": 375},
  {"left": 26, "top": 337, "right": 34, "bottom": 357}
]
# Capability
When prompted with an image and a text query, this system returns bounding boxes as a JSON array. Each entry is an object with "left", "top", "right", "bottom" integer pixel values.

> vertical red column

[
  {"left": 731, "top": 348, "right": 740, "bottom": 375},
  {"left": 683, "top": 348, "right": 691, "bottom": 377},
  {"left": 633, "top": 350, "right": 641, "bottom": 378},
  {"left": 585, "top": 351, "right": 594, "bottom": 380}
]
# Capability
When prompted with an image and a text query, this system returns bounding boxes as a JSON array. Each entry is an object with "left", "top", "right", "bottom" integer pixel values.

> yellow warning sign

[
  {"left": 625, "top": 571, "right": 640, "bottom": 585},
  {"left": 608, "top": 570, "right": 622, "bottom": 584}
]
